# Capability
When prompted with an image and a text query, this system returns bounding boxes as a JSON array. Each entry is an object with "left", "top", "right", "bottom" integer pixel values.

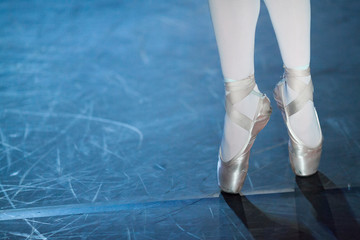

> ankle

[
  {"left": 284, "top": 64, "right": 309, "bottom": 70},
  {"left": 253, "top": 83, "right": 261, "bottom": 94},
  {"left": 283, "top": 65, "right": 312, "bottom": 95},
  {"left": 223, "top": 74, "right": 261, "bottom": 120}
]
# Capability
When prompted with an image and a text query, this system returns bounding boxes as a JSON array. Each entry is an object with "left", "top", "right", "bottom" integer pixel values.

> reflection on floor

[
  {"left": 1, "top": 0, "right": 360, "bottom": 238},
  {"left": 0, "top": 172, "right": 359, "bottom": 239}
]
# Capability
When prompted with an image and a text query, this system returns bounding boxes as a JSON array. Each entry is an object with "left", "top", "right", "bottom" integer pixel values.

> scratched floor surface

[
  {"left": 0, "top": 0, "right": 360, "bottom": 239},
  {"left": 0, "top": 173, "right": 359, "bottom": 239}
]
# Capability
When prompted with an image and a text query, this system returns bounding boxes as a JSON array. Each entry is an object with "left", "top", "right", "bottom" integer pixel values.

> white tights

[{"left": 208, "top": 0, "right": 322, "bottom": 162}]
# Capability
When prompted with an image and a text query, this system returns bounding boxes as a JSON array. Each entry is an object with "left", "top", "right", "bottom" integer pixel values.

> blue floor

[
  {"left": 0, "top": 173, "right": 359, "bottom": 239},
  {"left": 0, "top": 0, "right": 360, "bottom": 239}
]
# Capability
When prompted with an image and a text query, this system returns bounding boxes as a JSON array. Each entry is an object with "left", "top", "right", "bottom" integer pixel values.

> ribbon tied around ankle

[
  {"left": 224, "top": 74, "right": 256, "bottom": 132},
  {"left": 283, "top": 65, "right": 314, "bottom": 117}
]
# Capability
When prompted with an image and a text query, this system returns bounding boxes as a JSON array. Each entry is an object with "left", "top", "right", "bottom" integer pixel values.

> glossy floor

[
  {"left": 1, "top": 174, "right": 359, "bottom": 239},
  {"left": 0, "top": 0, "right": 359, "bottom": 239}
]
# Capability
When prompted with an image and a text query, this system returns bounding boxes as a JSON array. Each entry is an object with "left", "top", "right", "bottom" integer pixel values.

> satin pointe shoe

[
  {"left": 273, "top": 65, "right": 323, "bottom": 177},
  {"left": 217, "top": 74, "right": 272, "bottom": 194}
]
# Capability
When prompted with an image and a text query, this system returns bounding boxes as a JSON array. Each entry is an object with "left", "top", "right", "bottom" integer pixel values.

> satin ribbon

[
  {"left": 283, "top": 65, "right": 314, "bottom": 117},
  {"left": 224, "top": 74, "right": 256, "bottom": 131}
]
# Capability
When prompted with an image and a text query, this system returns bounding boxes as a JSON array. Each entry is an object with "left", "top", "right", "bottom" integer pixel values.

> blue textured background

[{"left": 0, "top": 0, "right": 359, "bottom": 238}]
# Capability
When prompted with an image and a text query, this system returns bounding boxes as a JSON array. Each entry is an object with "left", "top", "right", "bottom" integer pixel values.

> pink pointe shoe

[
  {"left": 273, "top": 65, "right": 323, "bottom": 177},
  {"left": 217, "top": 74, "right": 272, "bottom": 194}
]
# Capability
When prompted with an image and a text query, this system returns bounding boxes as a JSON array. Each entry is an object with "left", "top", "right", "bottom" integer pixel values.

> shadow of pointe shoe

[
  {"left": 295, "top": 171, "right": 360, "bottom": 240},
  {"left": 221, "top": 191, "right": 314, "bottom": 240}
]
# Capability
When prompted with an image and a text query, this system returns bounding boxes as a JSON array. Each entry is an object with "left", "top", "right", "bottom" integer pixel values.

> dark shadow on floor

[
  {"left": 221, "top": 191, "right": 314, "bottom": 240},
  {"left": 295, "top": 171, "right": 360, "bottom": 240}
]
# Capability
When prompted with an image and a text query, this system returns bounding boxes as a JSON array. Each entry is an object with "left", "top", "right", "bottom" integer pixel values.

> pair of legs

[{"left": 208, "top": 0, "right": 322, "bottom": 162}]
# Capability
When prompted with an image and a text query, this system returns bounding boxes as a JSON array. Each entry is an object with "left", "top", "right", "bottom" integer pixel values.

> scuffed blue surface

[
  {"left": 0, "top": 0, "right": 360, "bottom": 238},
  {"left": 1, "top": 0, "right": 360, "bottom": 208}
]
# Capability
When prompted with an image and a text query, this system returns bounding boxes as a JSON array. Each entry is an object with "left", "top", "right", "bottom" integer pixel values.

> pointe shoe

[
  {"left": 217, "top": 74, "right": 272, "bottom": 194},
  {"left": 273, "top": 65, "right": 323, "bottom": 177}
]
